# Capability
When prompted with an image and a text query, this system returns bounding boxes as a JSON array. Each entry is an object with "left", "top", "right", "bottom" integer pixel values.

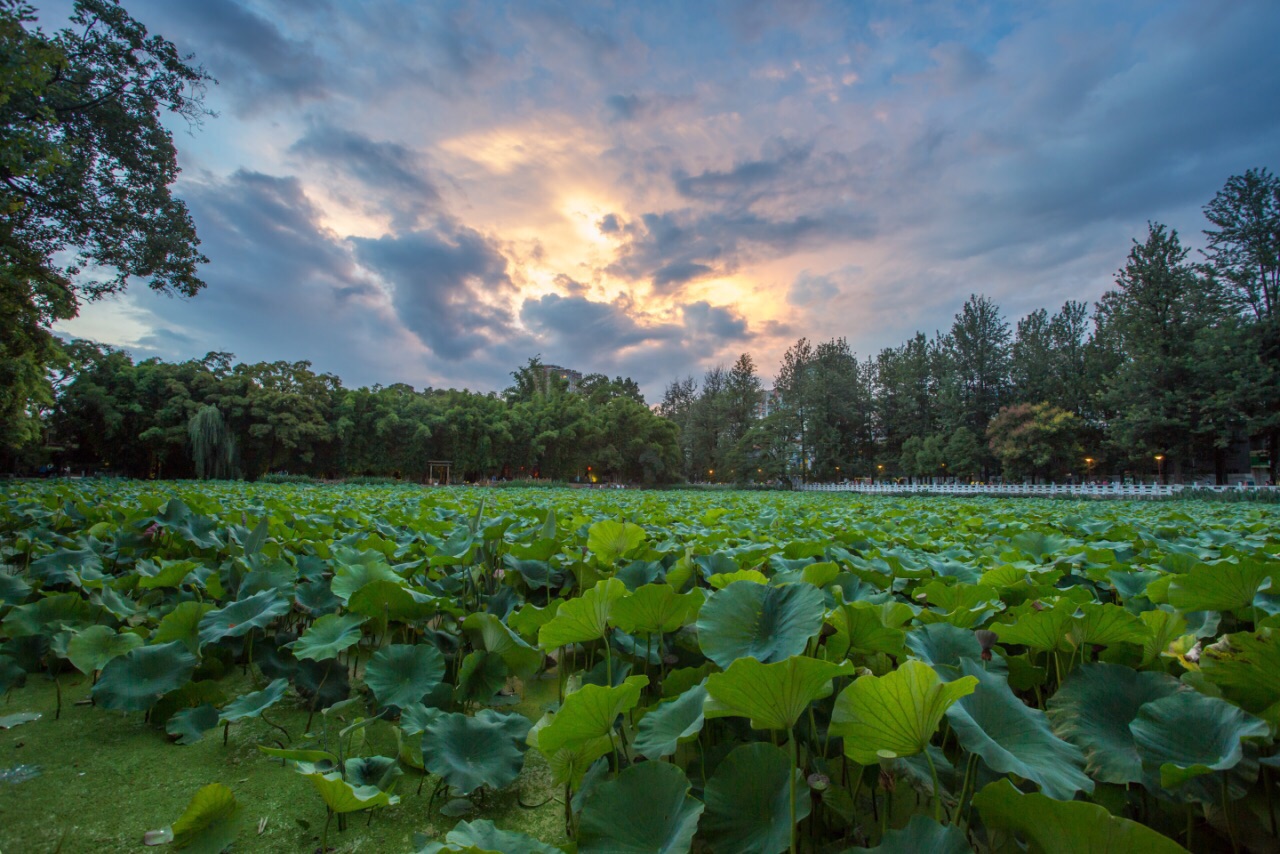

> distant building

[
  {"left": 755, "top": 387, "right": 782, "bottom": 419},
  {"left": 540, "top": 364, "right": 582, "bottom": 394}
]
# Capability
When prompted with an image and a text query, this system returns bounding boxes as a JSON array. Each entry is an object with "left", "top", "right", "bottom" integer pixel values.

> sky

[{"left": 45, "top": 0, "right": 1280, "bottom": 400}]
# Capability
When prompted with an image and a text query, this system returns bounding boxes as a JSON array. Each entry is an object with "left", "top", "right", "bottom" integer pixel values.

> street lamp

[
  {"left": 1154, "top": 454, "right": 1165, "bottom": 483},
  {"left": 1084, "top": 457, "right": 1094, "bottom": 481}
]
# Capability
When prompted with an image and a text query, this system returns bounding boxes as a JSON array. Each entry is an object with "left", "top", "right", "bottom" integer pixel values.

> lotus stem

[
  {"left": 788, "top": 730, "right": 798, "bottom": 854},
  {"left": 259, "top": 709, "right": 290, "bottom": 742},
  {"left": 223, "top": 721, "right": 230, "bottom": 746},
  {"left": 322, "top": 809, "right": 332, "bottom": 852},
  {"left": 924, "top": 747, "right": 942, "bottom": 823},
  {"left": 1265, "top": 766, "right": 1277, "bottom": 836},
  {"left": 1223, "top": 775, "right": 1239, "bottom": 854}
]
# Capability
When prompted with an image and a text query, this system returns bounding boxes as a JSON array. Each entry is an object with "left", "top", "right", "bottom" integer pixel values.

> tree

[
  {"left": 1202, "top": 168, "right": 1280, "bottom": 482},
  {"left": 1, "top": 1, "right": 212, "bottom": 448},
  {"left": 188, "top": 404, "right": 236, "bottom": 479},
  {"left": 1096, "top": 223, "right": 1224, "bottom": 478},
  {"left": 943, "top": 295, "right": 1011, "bottom": 444},
  {"left": 944, "top": 427, "right": 982, "bottom": 481},
  {"left": 987, "top": 403, "right": 1082, "bottom": 482}
]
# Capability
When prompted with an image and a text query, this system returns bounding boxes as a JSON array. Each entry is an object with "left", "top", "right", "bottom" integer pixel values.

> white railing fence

[{"left": 798, "top": 482, "right": 1279, "bottom": 499}]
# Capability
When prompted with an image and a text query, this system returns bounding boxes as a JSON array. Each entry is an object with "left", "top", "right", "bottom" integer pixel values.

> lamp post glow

[{"left": 1155, "top": 454, "right": 1165, "bottom": 483}]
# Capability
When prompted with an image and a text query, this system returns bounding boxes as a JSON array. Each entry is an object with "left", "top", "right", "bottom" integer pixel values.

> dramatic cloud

[{"left": 53, "top": 0, "right": 1280, "bottom": 399}]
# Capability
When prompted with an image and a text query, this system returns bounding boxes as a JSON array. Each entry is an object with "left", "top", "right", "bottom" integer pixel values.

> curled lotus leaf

[
  {"left": 92, "top": 641, "right": 198, "bottom": 712},
  {"left": 197, "top": 590, "right": 290, "bottom": 648},
  {"left": 696, "top": 580, "right": 825, "bottom": 669}
]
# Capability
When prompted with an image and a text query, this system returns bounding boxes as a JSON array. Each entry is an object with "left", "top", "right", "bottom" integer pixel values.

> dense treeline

[
  {"left": 661, "top": 168, "right": 1280, "bottom": 486},
  {"left": 22, "top": 353, "right": 680, "bottom": 483}
]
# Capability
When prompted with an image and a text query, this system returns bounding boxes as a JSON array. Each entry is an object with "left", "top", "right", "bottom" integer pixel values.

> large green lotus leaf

[
  {"left": 93, "top": 641, "right": 198, "bottom": 712},
  {"left": 1198, "top": 630, "right": 1280, "bottom": 716},
  {"left": 903, "top": 622, "right": 1006, "bottom": 679},
  {"left": 1139, "top": 609, "right": 1187, "bottom": 668},
  {"left": 578, "top": 760, "right": 704, "bottom": 854},
  {"left": 527, "top": 713, "right": 613, "bottom": 789},
  {"left": 1066, "top": 602, "right": 1150, "bottom": 648},
  {"left": 422, "top": 710, "right": 531, "bottom": 795},
  {"left": 696, "top": 580, "right": 825, "bottom": 668},
  {"left": 365, "top": 643, "right": 446, "bottom": 708},
  {"left": 0, "top": 573, "right": 32, "bottom": 606},
  {"left": 1008, "top": 531, "right": 1074, "bottom": 563},
  {"left": 347, "top": 580, "right": 437, "bottom": 623},
  {"left": 610, "top": 583, "right": 704, "bottom": 635},
  {"left": 538, "top": 577, "right": 628, "bottom": 650},
  {"left": 945, "top": 659, "right": 1092, "bottom": 800},
  {"left": 0, "top": 655, "right": 26, "bottom": 694},
  {"left": 167, "top": 703, "right": 221, "bottom": 745},
  {"left": 1045, "top": 663, "right": 1181, "bottom": 784},
  {"left": 153, "top": 498, "right": 224, "bottom": 550},
  {"left": 151, "top": 680, "right": 228, "bottom": 726},
  {"left": 330, "top": 551, "right": 403, "bottom": 602},
  {"left": 536, "top": 675, "right": 649, "bottom": 755},
  {"left": 1129, "top": 690, "right": 1269, "bottom": 789},
  {"left": 153, "top": 602, "right": 215, "bottom": 655},
  {"left": 154, "top": 783, "right": 242, "bottom": 854},
  {"left": 136, "top": 559, "right": 199, "bottom": 590},
  {"left": 587, "top": 519, "right": 646, "bottom": 564},
  {"left": 197, "top": 590, "right": 290, "bottom": 647},
  {"left": 305, "top": 771, "right": 400, "bottom": 813},
  {"left": 509, "top": 601, "right": 562, "bottom": 642},
  {"left": 634, "top": 681, "right": 708, "bottom": 759},
  {"left": 66, "top": 625, "right": 144, "bottom": 674},
  {"left": 991, "top": 602, "right": 1076, "bottom": 652},
  {"left": 502, "top": 554, "right": 560, "bottom": 591},
  {"left": 219, "top": 678, "right": 289, "bottom": 723},
  {"left": 701, "top": 742, "right": 810, "bottom": 854},
  {"left": 454, "top": 650, "right": 509, "bottom": 705},
  {"left": 830, "top": 659, "right": 977, "bottom": 765},
  {"left": 30, "top": 546, "right": 104, "bottom": 586},
  {"left": 440, "top": 819, "right": 561, "bottom": 854},
  {"left": 286, "top": 614, "right": 366, "bottom": 661},
  {"left": 865, "top": 814, "right": 972, "bottom": 853},
  {"left": 344, "top": 755, "right": 403, "bottom": 790},
  {"left": 462, "top": 613, "right": 542, "bottom": 679},
  {"left": 707, "top": 569, "right": 769, "bottom": 589},
  {"left": 972, "top": 778, "right": 1186, "bottom": 854},
  {"left": 2, "top": 591, "right": 103, "bottom": 638},
  {"left": 1168, "top": 558, "right": 1274, "bottom": 613},
  {"left": 827, "top": 602, "right": 907, "bottom": 657},
  {"left": 706, "top": 655, "right": 855, "bottom": 731}
]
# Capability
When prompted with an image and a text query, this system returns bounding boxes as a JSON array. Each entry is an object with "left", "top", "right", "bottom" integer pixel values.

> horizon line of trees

[
  {"left": 660, "top": 168, "right": 1279, "bottom": 487},
  {"left": 10, "top": 352, "right": 681, "bottom": 484}
]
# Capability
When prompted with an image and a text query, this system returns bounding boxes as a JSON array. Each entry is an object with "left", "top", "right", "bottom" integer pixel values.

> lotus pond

[{"left": 2, "top": 481, "right": 1280, "bottom": 853}]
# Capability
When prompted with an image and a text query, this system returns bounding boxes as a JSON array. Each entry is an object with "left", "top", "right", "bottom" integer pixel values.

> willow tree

[{"left": 188, "top": 405, "right": 236, "bottom": 479}]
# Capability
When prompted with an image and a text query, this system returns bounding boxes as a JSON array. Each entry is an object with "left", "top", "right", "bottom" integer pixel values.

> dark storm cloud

[
  {"left": 518, "top": 293, "right": 757, "bottom": 389},
  {"left": 290, "top": 125, "right": 440, "bottom": 228},
  {"left": 129, "top": 0, "right": 328, "bottom": 111},
  {"left": 124, "top": 170, "right": 409, "bottom": 385},
  {"left": 674, "top": 142, "right": 814, "bottom": 201},
  {"left": 352, "top": 228, "right": 514, "bottom": 361}
]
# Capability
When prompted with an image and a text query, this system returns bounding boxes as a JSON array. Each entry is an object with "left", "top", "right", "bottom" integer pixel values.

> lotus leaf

[
  {"left": 167, "top": 703, "right": 220, "bottom": 745},
  {"left": 634, "top": 681, "right": 708, "bottom": 759},
  {"left": 973, "top": 778, "right": 1186, "bottom": 853},
  {"left": 364, "top": 643, "right": 446, "bottom": 708},
  {"left": 435, "top": 819, "right": 561, "bottom": 854},
  {"left": 610, "top": 583, "right": 704, "bottom": 635},
  {"left": 305, "top": 771, "right": 400, "bottom": 812},
  {"left": 578, "top": 760, "right": 704, "bottom": 854},
  {"left": 1129, "top": 689, "right": 1269, "bottom": 789},
  {"left": 197, "top": 590, "right": 290, "bottom": 647},
  {"left": 1197, "top": 630, "right": 1280, "bottom": 716},
  {"left": 462, "top": 612, "right": 542, "bottom": 678},
  {"left": 945, "top": 659, "right": 1093, "bottom": 799},
  {"left": 700, "top": 742, "right": 810, "bottom": 854},
  {"left": 454, "top": 650, "right": 509, "bottom": 704},
  {"left": 344, "top": 755, "right": 403, "bottom": 790},
  {"left": 1168, "top": 558, "right": 1274, "bottom": 613},
  {"left": 145, "top": 783, "right": 242, "bottom": 853},
  {"left": 219, "top": 678, "right": 289, "bottom": 723},
  {"left": 66, "top": 625, "right": 144, "bottom": 674},
  {"left": 536, "top": 675, "right": 648, "bottom": 754},
  {"left": 422, "top": 709, "right": 531, "bottom": 795},
  {"left": 538, "top": 577, "right": 628, "bottom": 650},
  {"left": 587, "top": 519, "right": 646, "bottom": 563},
  {"left": 706, "top": 655, "right": 855, "bottom": 730},
  {"left": 153, "top": 602, "right": 215, "bottom": 655},
  {"left": 830, "top": 659, "right": 976, "bottom": 764},
  {"left": 93, "top": 641, "right": 198, "bottom": 712},
  {"left": 865, "top": 815, "right": 971, "bottom": 853},
  {"left": 1046, "top": 663, "right": 1181, "bottom": 784},
  {"left": 286, "top": 613, "right": 366, "bottom": 661},
  {"left": 696, "top": 580, "right": 825, "bottom": 668}
]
